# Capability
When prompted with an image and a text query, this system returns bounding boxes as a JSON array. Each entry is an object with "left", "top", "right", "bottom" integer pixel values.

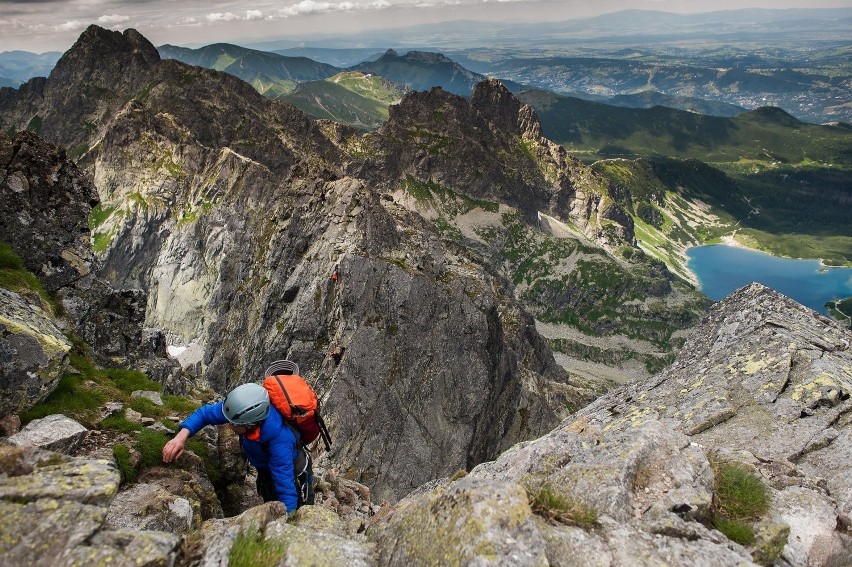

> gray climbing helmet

[{"left": 222, "top": 383, "right": 270, "bottom": 425}]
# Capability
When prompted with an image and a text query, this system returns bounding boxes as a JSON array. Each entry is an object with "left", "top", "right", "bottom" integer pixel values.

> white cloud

[
  {"left": 206, "top": 12, "right": 241, "bottom": 23},
  {"left": 279, "top": 1, "right": 333, "bottom": 16},
  {"left": 97, "top": 14, "right": 131, "bottom": 24},
  {"left": 246, "top": 10, "right": 265, "bottom": 20},
  {"left": 55, "top": 20, "right": 87, "bottom": 32}
]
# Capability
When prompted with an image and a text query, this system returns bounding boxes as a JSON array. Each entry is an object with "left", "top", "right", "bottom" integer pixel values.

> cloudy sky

[{"left": 1, "top": 0, "right": 849, "bottom": 53}]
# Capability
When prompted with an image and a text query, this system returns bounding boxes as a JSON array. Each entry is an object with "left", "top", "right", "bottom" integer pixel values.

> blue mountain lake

[{"left": 686, "top": 245, "right": 852, "bottom": 315}]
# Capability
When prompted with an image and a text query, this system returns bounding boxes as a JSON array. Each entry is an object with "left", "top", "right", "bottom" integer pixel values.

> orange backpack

[{"left": 262, "top": 360, "right": 332, "bottom": 451}]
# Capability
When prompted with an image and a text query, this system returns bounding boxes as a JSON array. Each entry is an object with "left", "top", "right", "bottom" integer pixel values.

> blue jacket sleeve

[
  {"left": 268, "top": 425, "right": 299, "bottom": 513},
  {"left": 180, "top": 401, "right": 228, "bottom": 436}
]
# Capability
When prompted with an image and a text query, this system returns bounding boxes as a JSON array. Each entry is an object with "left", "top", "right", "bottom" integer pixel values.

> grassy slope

[
  {"left": 282, "top": 72, "right": 405, "bottom": 130},
  {"left": 397, "top": 177, "right": 706, "bottom": 384}
]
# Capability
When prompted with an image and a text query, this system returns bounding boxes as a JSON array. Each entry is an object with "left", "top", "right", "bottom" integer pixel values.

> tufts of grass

[
  {"left": 712, "top": 516, "right": 757, "bottom": 546},
  {"left": 113, "top": 443, "right": 137, "bottom": 483},
  {"left": 0, "top": 241, "right": 58, "bottom": 314},
  {"left": 527, "top": 484, "right": 598, "bottom": 527},
  {"left": 19, "top": 373, "right": 106, "bottom": 426},
  {"left": 713, "top": 461, "right": 769, "bottom": 520},
  {"left": 135, "top": 429, "right": 170, "bottom": 470},
  {"left": 103, "top": 368, "right": 161, "bottom": 393},
  {"left": 229, "top": 526, "right": 285, "bottom": 567},
  {"left": 707, "top": 458, "right": 770, "bottom": 546},
  {"left": 100, "top": 411, "right": 143, "bottom": 433},
  {"left": 163, "top": 394, "right": 201, "bottom": 413},
  {"left": 449, "top": 469, "right": 468, "bottom": 481}
]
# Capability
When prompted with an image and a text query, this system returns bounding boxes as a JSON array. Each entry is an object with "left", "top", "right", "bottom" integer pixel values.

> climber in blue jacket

[{"left": 162, "top": 383, "right": 306, "bottom": 513}]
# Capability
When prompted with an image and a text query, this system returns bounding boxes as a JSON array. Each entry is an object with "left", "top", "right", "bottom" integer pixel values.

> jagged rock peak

[
  {"left": 383, "top": 48, "right": 399, "bottom": 57},
  {"left": 50, "top": 25, "right": 160, "bottom": 82},
  {"left": 470, "top": 78, "right": 542, "bottom": 139}
]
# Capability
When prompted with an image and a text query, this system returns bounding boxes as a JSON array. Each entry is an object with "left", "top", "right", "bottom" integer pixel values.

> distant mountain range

[
  {"left": 516, "top": 89, "right": 851, "bottom": 165},
  {"left": 157, "top": 43, "right": 339, "bottom": 98},
  {"left": 3, "top": 8, "right": 849, "bottom": 125},
  {"left": 239, "top": 8, "right": 852, "bottom": 49},
  {"left": 271, "top": 47, "right": 385, "bottom": 68},
  {"left": 0, "top": 50, "right": 62, "bottom": 87}
]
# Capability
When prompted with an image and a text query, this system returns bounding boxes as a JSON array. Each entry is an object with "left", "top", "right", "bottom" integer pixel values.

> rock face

[
  {"left": 0, "top": 130, "right": 98, "bottom": 292},
  {"left": 0, "top": 289, "right": 71, "bottom": 417},
  {"left": 0, "top": 129, "right": 179, "bottom": 384}
]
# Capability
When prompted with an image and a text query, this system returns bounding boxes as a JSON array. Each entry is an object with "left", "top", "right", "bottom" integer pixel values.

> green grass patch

[
  {"left": 0, "top": 242, "right": 59, "bottom": 313},
  {"left": 707, "top": 458, "right": 770, "bottom": 546},
  {"left": 113, "top": 444, "right": 137, "bottom": 483},
  {"left": 401, "top": 175, "right": 499, "bottom": 214},
  {"left": 163, "top": 394, "right": 201, "bottom": 413},
  {"left": 129, "top": 397, "right": 169, "bottom": 418},
  {"left": 92, "top": 228, "right": 118, "bottom": 254},
  {"left": 19, "top": 373, "right": 107, "bottom": 426},
  {"left": 26, "top": 115, "right": 42, "bottom": 134},
  {"left": 88, "top": 204, "right": 116, "bottom": 231},
  {"left": 21, "top": 336, "right": 198, "bottom": 428},
  {"left": 103, "top": 368, "right": 161, "bottom": 393},
  {"left": 229, "top": 526, "right": 286, "bottom": 567},
  {"left": 67, "top": 143, "right": 89, "bottom": 162},
  {"left": 136, "top": 429, "right": 170, "bottom": 469},
  {"left": 100, "top": 412, "right": 144, "bottom": 433},
  {"left": 528, "top": 484, "right": 598, "bottom": 527}
]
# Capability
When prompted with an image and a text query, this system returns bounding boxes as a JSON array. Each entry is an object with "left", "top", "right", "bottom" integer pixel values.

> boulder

[
  {"left": 0, "top": 446, "right": 120, "bottom": 566},
  {"left": 65, "top": 529, "right": 181, "bottom": 567},
  {"left": 6, "top": 414, "right": 87, "bottom": 453},
  {"left": 370, "top": 476, "right": 548, "bottom": 567},
  {"left": 131, "top": 390, "right": 164, "bottom": 406},
  {"left": 0, "top": 446, "right": 118, "bottom": 505},
  {"left": 104, "top": 482, "right": 194, "bottom": 534},
  {"left": 265, "top": 505, "right": 376, "bottom": 567},
  {"left": 0, "top": 289, "right": 71, "bottom": 418}
]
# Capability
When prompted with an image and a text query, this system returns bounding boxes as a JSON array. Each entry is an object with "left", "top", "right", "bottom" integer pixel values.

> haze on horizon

[{"left": 1, "top": 0, "right": 850, "bottom": 54}]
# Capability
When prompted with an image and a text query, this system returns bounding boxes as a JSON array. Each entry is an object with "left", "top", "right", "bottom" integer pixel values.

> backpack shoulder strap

[{"left": 274, "top": 375, "right": 296, "bottom": 413}]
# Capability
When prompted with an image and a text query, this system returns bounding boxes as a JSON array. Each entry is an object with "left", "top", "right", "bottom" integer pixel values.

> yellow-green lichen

[{"left": 0, "top": 315, "right": 71, "bottom": 359}]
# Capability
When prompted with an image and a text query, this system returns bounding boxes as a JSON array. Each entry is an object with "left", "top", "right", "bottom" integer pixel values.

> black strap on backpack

[
  {"left": 274, "top": 375, "right": 308, "bottom": 417},
  {"left": 315, "top": 412, "right": 332, "bottom": 452}
]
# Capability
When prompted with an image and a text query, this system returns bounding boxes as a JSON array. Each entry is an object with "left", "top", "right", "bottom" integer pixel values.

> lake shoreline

[
  {"left": 717, "top": 232, "right": 842, "bottom": 269},
  {"left": 685, "top": 243, "right": 852, "bottom": 316}
]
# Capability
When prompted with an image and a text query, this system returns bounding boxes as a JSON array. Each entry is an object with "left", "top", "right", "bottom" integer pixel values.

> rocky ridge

[{"left": 2, "top": 283, "right": 849, "bottom": 566}]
